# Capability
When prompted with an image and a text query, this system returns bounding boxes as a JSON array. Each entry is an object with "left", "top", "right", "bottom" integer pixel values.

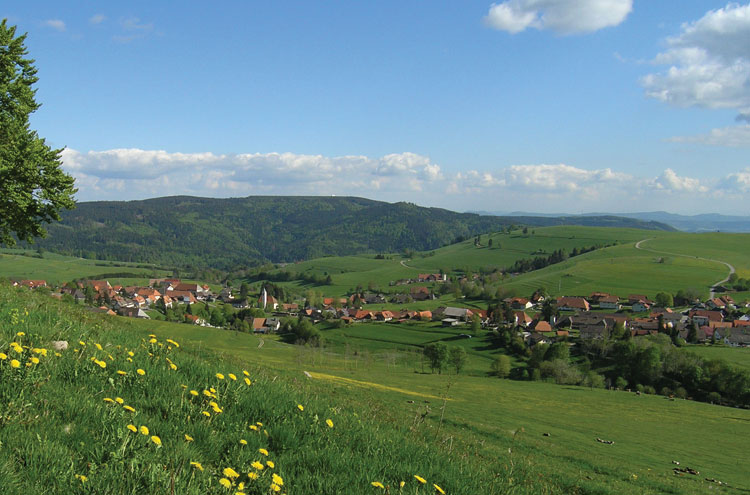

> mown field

[{"left": 687, "top": 345, "right": 750, "bottom": 372}]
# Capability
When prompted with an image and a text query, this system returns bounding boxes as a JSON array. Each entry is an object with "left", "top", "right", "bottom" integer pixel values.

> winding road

[{"left": 634, "top": 238, "right": 735, "bottom": 299}]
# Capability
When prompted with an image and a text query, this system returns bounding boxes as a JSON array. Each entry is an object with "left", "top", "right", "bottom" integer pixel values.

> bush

[
  {"left": 660, "top": 387, "right": 673, "bottom": 397},
  {"left": 490, "top": 355, "right": 511, "bottom": 378},
  {"left": 674, "top": 387, "right": 687, "bottom": 399},
  {"left": 615, "top": 377, "right": 628, "bottom": 390},
  {"left": 644, "top": 385, "right": 656, "bottom": 395}
]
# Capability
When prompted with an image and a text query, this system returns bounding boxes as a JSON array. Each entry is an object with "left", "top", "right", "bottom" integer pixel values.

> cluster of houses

[{"left": 391, "top": 273, "right": 448, "bottom": 286}]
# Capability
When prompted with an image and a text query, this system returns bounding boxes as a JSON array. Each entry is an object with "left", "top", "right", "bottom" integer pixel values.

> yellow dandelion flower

[
  {"left": 0, "top": 353, "right": 6, "bottom": 360},
  {"left": 149, "top": 338, "right": 157, "bottom": 344},
  {"left": 126, "top": 357, "right": 133, "bottom": 362},
  {"left": 115, "top": 397, "right": 124, "bottom": 404},
  {"left": 212, "top": 404, "right": 223, "bottom": 414},
  {"left": 201, "top": 411, "right": 211, "bottom": 418},
  {"left": 103, "top": 397, "right": 115, "bottom": 403},
  {"left": 249, "top": 425, "right": 258, "bottom": 431},
  {"left": 29, "top": 356, "right": 40, "bottom": 364},
  {"left": 190, "top": 461, "right": 204, "bottom": 471},
  {"left": 270, "top": 483, "right": 281, "bottom": 493},
  {"left": 149, "top": 334, "right": 156, "bottom": 338},
  {"left": 16, "top": 331, "right": 25, "bottom": 337},
  {"left": 127, "top": 424, "right": 137, "bottom": 433},
  {"left": 433, "top": 484, "right": 446, "bottom": 494},
  {"left": 108, "top": 354, "right": 114, "bottom": 361},
  {"left": 297, "top": 404, "right": 304, "bottom": 411},
  {"left": 136, "top": 368, "right": 145, "bottom": 375},
  {"left": 75, "top": 474, "right": 88, "bottom": 483},
  {"left": 12, "top": 359, "right": 23, "bottom": 368},
  {"left": 251, "top": 461, "right": 264, "bottom": 470},
  {"left": 150, "top": 435, "right": 162, "bottom": 446},
  {"left": 272, "top": 473, "right": 283, "bottom": 486},
  {"left": 184, "top": 434, "right": 194, "bottom": 442},
  {"left": 258, "top": 448, "right": 268, "bottom": 456},
  {"left": 25, "top": 362, "right": 32, "bottom": 367},
  {"left": 371, "top": 481, "right": 385, "bottom": 489},
  {"left": 139, "top": 425, "right": 149, "bottom": 435},
  {"left": 203, "top": 389, "right": 212, "bottom": 397},
  {"left": 243, "top": 370, "right": 250, "bottom": 377},
  {"left": 95, "top": 343, "right": 103, "bottom": 351},
  {"left": 414, "top": 475, "right": 426, "bottom": 484},
  {"left": 96, "top": 359, "right": 107, "bottom": 368},
  {"left": 326, "top": 419, "right": 334, "bottom": 428},
  {"left": 166, "top": 339, "right": 179, "bottom": 347},
  {"left": 55, "top": 352, "right": 61, "bottom": 357},
  {"left": 256, "top": 422, "right": 263, "bottom": 426},
  {"left": 247, "top": 472, "right": 258, "bottom": 480},
  {"left": 216, "top": 373, "right": 225, "bottom": 380},
  {"left": 128, "top": 351, "right": 134, "bottom": 357},
  {"left": 32, "top": 348, "right": 47, "bottom": 356},
  {"left": 79, "top": 341, "right": 86, "bottom": 346},
  {"left": 228, "top": 373, "right": 237, "bottom": 381},
  {"left": 240, "top": 439, "right": 247, "bottom": 445},
  {"left": 223, "top": 467, "right": 240, "bottom": 479},
  {"left": 210, "top": 387, "right": 217, "bottom": 393},
  {"left": 117, "top": 370, "right": 127, "bottom": 376},
  {"left": 169, "top": 363, "right": 177, "bottom": 370},
  {"left": 180, "top": 384, "right": 187, "bottom": 388},
  {"left": 244, "top": 378, "right": 251, "bottom": 386},
  {"left": 266, "top": 460, "right": 275, "bottom": 469},
  {"left": 123, "top": 405, "right": 136, "bottom": 413},
  {"left": 399, "top": 481, "right": 405, "bottom": 489},
  {"left": 190, "top": 390, "right": 199, "bottom": 396},
  {"left": 238, "top": 481, "right": 245, "bottom": 490},
  {"left": 219, "top": 478, "right": 232, "bottom": 489}
]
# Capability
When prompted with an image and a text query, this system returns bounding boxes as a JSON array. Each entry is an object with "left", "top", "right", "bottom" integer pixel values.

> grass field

[{"left": 686, "top": 345, "right": 750, "bottom": 372}]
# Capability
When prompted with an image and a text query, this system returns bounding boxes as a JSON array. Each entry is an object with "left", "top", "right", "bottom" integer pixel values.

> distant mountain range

[
  {"left": 28, "top": 196, "right": 674, "bottom": 269},
  {"left": 474, "top": 210, "right": 750, "bottom": 233}
]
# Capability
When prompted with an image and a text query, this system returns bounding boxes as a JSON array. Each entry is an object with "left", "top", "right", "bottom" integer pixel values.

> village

[{"left": 12, "top": 275, "right": 750, "bottom": 348}]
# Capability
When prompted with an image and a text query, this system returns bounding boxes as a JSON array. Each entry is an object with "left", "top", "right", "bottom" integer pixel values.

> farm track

[{"left": 634, "top": 238, "right": 736, "bottom": 298}]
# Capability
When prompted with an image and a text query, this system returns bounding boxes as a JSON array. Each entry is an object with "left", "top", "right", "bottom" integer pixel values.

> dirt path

[
  {"left": 399, "top": 259, "right": 417, "bottom": 270},
  {"left": 634, "top": 238, "right": 735, "bottom": 298}
]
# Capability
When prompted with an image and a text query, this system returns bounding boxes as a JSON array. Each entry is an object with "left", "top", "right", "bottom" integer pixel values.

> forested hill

[{"left": 28, "top": 196, "right": 674, "bottom": 269}]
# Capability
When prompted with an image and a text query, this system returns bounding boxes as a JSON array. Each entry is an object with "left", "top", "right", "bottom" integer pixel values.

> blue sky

[{"left": 4, "top": 1, "right": 750, "bottom": 213}]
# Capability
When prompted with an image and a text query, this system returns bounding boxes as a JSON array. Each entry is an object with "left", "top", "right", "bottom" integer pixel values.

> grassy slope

[{"left": 686, "top": 345, "right": 750, "bottom": 372}]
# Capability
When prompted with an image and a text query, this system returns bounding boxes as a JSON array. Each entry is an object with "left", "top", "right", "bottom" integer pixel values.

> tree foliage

[
  {"left": 0, "top": 20, "right": 76, "bottom": 246},
  {"left": 423, "top": 342, "right": 448, "bottom": 374}
]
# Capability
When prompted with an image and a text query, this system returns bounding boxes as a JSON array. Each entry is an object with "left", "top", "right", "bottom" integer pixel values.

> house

[
  {"left": 418, "top": 310, "right": 433, "bottom": 320},
  {"left": 726, "top": 332, "right": 750, "bottom": 347},
  {"left": 87, "top": 280, "right": 112, "bottom": 292},
  {"left": 689, "top": 310, "right": 723, "bottom": 326},
  {"left": 90, "top": 306, "right": 116, "bottom": 316},
  {"left": 258, "top": 289, "right": 278, "bottom": 310},
  {"left": 376, "top": 311, "right": 394, "bottom": 322},
  {"left": 529, "top": 320, "right": 552, "bottom": 332},
  {"left": 169, "top": 291, "right": 197, "bottom": 304},
  {"left": 527, "top": 332, "right": 550, "bottom": 346},
  {"left": 390, "top": 293, "right": 411, "bottom": 304},
  {"left": 410, "top": 286, "right": 435, "bottom": 301},
  {"left": 514, "top": 311, "right": 533, "bottom": 327},
  {"left": 441, "top": 307, "right": 472, "bottom": 321},
  {"left": 418, "top": 273, "right": 447, "bottom": 282},
  {"left": 363, "top": 293, "right": 386, "bottom": 305},
  {"left": 555, "top": 297, "right": 590, "bottom": 312},
  {"left": 441, "top": 318, "right": 461, "bottom": 327},
  {"left": 118, "top": 307, "right": 150, "bottom": 319},
  {"left": 353, "top": 310, "right": 373, "bottom": 321},
  {"left": 598, "top": 295, "right": 621, "bottom": 310},
  {"left": 632, "top": 300, "right": 651, "bottom": 313},
  {"left": 510, "top": 297, "right": 533, "bottom": 310},
  {"left": 706, "top": 298, "right": 726, "bottom": 310},
  {"left": 185, "top": 314, "right": 207, "bottom": 326},
  {"left": 580, "top": 325, "right": 609, "bottom": 339},
  {"left": 589, "top": 292, "right": 611, "bottom": 302},
  {"left": 265, "top": 318, "right": 281, "bottom": 332},
  {"left": 628, "top": 294, "right": 652, "bottom": 305},
  {"left": 281, "top": 303, "right": 299, "bottom": 313}
]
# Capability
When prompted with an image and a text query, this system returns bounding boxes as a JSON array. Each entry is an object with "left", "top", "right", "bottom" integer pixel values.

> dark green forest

[{"left": 26, "top": 196, "right": 673, "bottom": 269}]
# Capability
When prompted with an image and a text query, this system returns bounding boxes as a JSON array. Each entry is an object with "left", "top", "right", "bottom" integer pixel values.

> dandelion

[
  {"left": 399, "top": 481, "right": 405, "bottom": 489},
  {"left": 256, "top": 422, "right": 263, "bottom": 427},
  {"left": 108, "top": 354, "right": 114, "bottom": 361},
  {"left": 136, "top": 368, "right": 145, "bottom": 375},
  {"left": 216, "top": 373, "right": 225, "bottom": 380},
  {"left": 228, "top": 373, "right": 237, "bottom": 381},
  {"left": 414, "top": 475, "right": 427, "bottom": 484},
  {"left": 127, "top": 424, "right": 137, "bottom": 433},
  {"left": 244, "top": 378, "right": 251, "bottom": 386},
  {"left": 371, "top": 481, "right": 385, "bottom": 489},
  {"left": 297, "top": 404, "right": 304, "bottom": 411},
  {"left": 128, "top": 351, "right": 134, "bottom": 357},
  {"left": 266, "top": 460, "right": 275, "bottom": 469},
  {"left": 433, "top": 484, "right": 446, "bottom": 494},
  {"left": 326, "top": 419, "right": 334, "bottom": 428},
  {"left": 270, "top": 483, "right": 281, "bottom": 493},
  {"left": 32, "top": 348, "right": 47, "bottom": 356},
  {"left": 149, "top": 334, "right": 156, "bottom": 338},
  {"left": 103, "top": 398, "right": 115, "bottom": 404},
  {"left": 0, "top": 353, "right": 6, "bottom": 360},
  {"left": 210, "top": 387, "right": 217, "bottom": 393},
  {"left": 117, "top": 370, "right": 127, "bottom": 376},
  {"left": 123, "top": 405, "right": 136, "bottom": 413},
  {"left": 201, "top": 411, "right": 211, "bottom": 418},
  {"left": 150, "top": 435, "right": 162, "bottom": 446},
  {"left": 272, "top": 473, "right": 283, "bottom": 486},
  {"left": 75, "top": 474, "right": 88, "bottom": 483},
  {"left": 212, "top": 404, "right": 223, "bottom": 414},
  {"left": 79, "top": 341, "right": 86, "bottom": 346},
  {"left": 251, "top": 461, "right": 264, "bottom": 471},
  {"left": 16, "top": 331, "right": 25, "bottom": 336},
  {"left": 139, "top": 425, "right": 149, "bottom": 435},
  {"left": 238, "top": 481, "right": 245, "bottom": 490},
  {"left": 169, "top": 363, "right": 178, "bottom": 371},
  {"left": 149, "top": 338, "right": 157, "bottom": 344},
  {"left": 95, "top": 343, "right": 103, "bottom": 351},
  {"left": 10, "top": 359, "right": 20, "bottom": 368},
  {"left": 166, "top": 339, "right": 179, "bottom": 347},
  {"left": 243, "top": 370, "right": 250, "bottom": 377},
  {"left": 223, "top": 467, "right": 240, "bottom": 479},
  {"left": 258, "top": 448, "right": 268, "bottom": 456},
  {"left": 127, "top": 357, "right": 133, "bottom": 362},
  {"left": 190, "top": 390, "right": 199, "bottom": 397},
  {"left": 240, "top": 439, "right": 247, "bottom": 445},
  {"left": 115, "top": 397, "right": 124, "bottom": 404},
  {"left": 184, "top": 434, "right": 194, "bottom": 442},
  {"left": 203, "top": 390, "right": 213, "bottom": 397},
  {"left": 249, "top": 425, "right": 258, "bottom": 431},
  {"left": 247, "top": 472, "right": 258, "bottom": 480},
  {"left": 30, "top": 356, "right": 40, "bottom": 364},
  {"left": 97, "top": 359, "right": 107, "bottom": 368},
  {"left": 190, "top": 461, "right": 204, "bottom": 471},
  {"left": 219, "top": 478, "right": 232, "bottom": 489}
]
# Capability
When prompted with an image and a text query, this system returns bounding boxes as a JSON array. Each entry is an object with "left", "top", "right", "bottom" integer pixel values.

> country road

[{"left": 634, "top": 238, "right": 735, "bottom": 298}]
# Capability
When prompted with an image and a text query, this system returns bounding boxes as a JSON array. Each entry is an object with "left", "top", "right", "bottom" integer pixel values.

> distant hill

[{"left": 28, "top": 196, "right": 674, "bottom": 269}]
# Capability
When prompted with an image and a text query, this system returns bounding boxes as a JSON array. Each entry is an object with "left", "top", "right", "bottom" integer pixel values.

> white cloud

[
  {"left": 667, "top": 124, "right": 750, "bottom": 147},
  {"left": 649, "top": 168, "right": 707, "bottom": 193},
  {"left": 642, "top": 3, "right": 750, "bottom": 113},
  {"left": 89, "top": 14, "right": 106, "bottom": 25},
  {"left": 484, "top": 0, "right": 632, "bottom": 35},
  {"left": 43, "top": 19, "right": 66, "bottom": 32},
  {"left": 719, "top": 167, "right": 750, "bottom": 192}
]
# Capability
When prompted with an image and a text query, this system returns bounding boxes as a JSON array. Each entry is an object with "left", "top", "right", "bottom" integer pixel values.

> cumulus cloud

[
  {"left": 43, "top": 19, "right": 66, "bottom": 32},
  {"left": 484, "top": 0, "right": 632, "bottom": 35},
  {"left": 89, "top": 14, "right": 106, "bottom": 25},
  {"left": 667, "top": 124, "right": 750, "bottom": 147},
  {"left": 649, "top": 168, "right": 708, "bottom": 193},
  {"left": 642, "top": 3, "right": 750, "bottom": 112},
  {"left": 718, "top": 167, "right": 750, "bottom": 192}
]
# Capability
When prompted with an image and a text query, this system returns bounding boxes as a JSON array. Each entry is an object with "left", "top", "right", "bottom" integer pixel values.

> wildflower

[
  {"left": 216, "top": 373, "right": 225, "bottom": 380},
  {"left": 136, "top": 368, "right": 145, "bottom": 375},
  {"left": 190, "top": 390, "right": 199, "bottom": 397},
  {"left": 203, "top": 389, "right": 213, "bottom": 397},
  {"left": 240, "top": 439, "right": 247, "bottom": 445},
  {"left": 258, "top": 448, "right": 269, "bottom": 456},
  {"left": 243, "top": 370, "right": 250, "bottom": 377},
  {"left": 238, "top": 481, "right": 245, "bottom": 490},
  {"left": 95, "top": 343, "right": 103, "bottom": 351},
  {"left": 103, "top": 398, "right": 115, "bottom": 404},
  {"left": 270, "top": 483, "right": 281, "bottom": 492},
  {"left": 212, "top": 404, "right": 223, "bottom": 414},
  {"left": 185, "top": 434, "right": 194, "bottom": 442},
  {"left": 10, "top": 359, "right": 20, "bottom": 368},
  {"left": 79, "top": 341, "right": 86, "bottom": 346},
  {"left": 251, "top": 461, "right": 264, "bottom": 470},
  {"left": 249, "top": 425, "right": 258, "bottom": 431},
  {"left": 55, "top": 352, "right": 61, "bottom": 357},
  {"left": 244, "top": 378, "right": 251, "bottom": 386},
  {"left": 272, "top": 473, "right": 283, "bottom": 486},
  {"left": 0, "top": 353, "right": 6, "bottom": 360},
  {"left": 149, "top": 334, "right": 156, "bottom": 338},
  {"left": 32, "top": 348, "right": 47, "bottom": 356},
  {"left": 127, "top": 357, "right": 133, "bottom": 362},
  {"left": 128, "top": 351, "right": 134, "bottom": 357},
  {"left": 399, "top": 481, "right": 405, "bottom": 489},
  {"left": 166, "top": 339, "right": 179, "bottom": 347},
  {"left": 17, "top": 331, "right": 25, "bottom": 337},
  {"left": 150, "top": 435, "right": 162, "bottom": 446},
  {"left": 139, "top": 425, "right": 149, "bottom": 435},
  {"left": 127, "top": 424, "right": 137, "bottom": 433},
  {"left": 223, "top": 467, "right": 240, "bottom": 479},
  {"left": 75, "top": 474, "right": 88, "bottom": 483},
  {"left": 98, "top": 359, "right": 107, "bottom": 368},
  {"left": 371, "top": 481, "right": 385, "bottom": 489},
  {"left": 228, "top": 373, "right": 237, "bottom": 381},
  {"left": 247, "top": 472, "right": 258, "bottom": 480},
  {"left": 434, "top": 484, "right": 446, "bottom": 494},
  {"left": 202, "top": 411, "right": 211, "bottom": 418},
  {"left": 219, "top": 478, "right": 232, "bottom": 489},
  {"left": 190, "top": 461, "right": 204, "bottom": 471},
  {"left": 326, "top": 419, "right": 334, "bottom": 428},
  {"left": 30, "top": 356, "right": 40, "bottom": 364},
  {"left": 149, "top": 338, "right": 157, "bottom": 344},
  {"left": 169, "top": 363, "right": 177, "bottom": 370},
  {"left": 266, "top": 460, "right": 275, "bottom": 469},
  {"left": 123, "top": 405, "right": 136, "bottom": 413},
  {"left": 108, "top": 354, "right": 114, "bottom": 361},
  {"left": 297, "top": 404, "right": 304, "bottom": 411},
  {"left": 414, "top": 475, "right": 427, "bottom": 484},
  {"left": 117, "top": 370, "right": 127, "bottom": 376},
  {"left": 210, "top": 387, "right": 217, "bottom": 393},
  {"left": 115, "top": 397, "right": 124, "bottom": 404},
  {"left": 256, "top": 422, "right": 263, "bottom": 427}
]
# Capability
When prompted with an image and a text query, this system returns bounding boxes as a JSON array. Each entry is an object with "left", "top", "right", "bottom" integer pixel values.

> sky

[{"left": 4, "top": 1, "right": 750, "bottom": 214}]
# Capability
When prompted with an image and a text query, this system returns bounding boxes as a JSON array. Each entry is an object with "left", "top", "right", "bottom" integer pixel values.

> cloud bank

[
  {"left": 484, "top": 0, "right": 633, "bottom": 34},
  {"left": 60, "top": 148, "right": 747, "bottom": 213}
]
